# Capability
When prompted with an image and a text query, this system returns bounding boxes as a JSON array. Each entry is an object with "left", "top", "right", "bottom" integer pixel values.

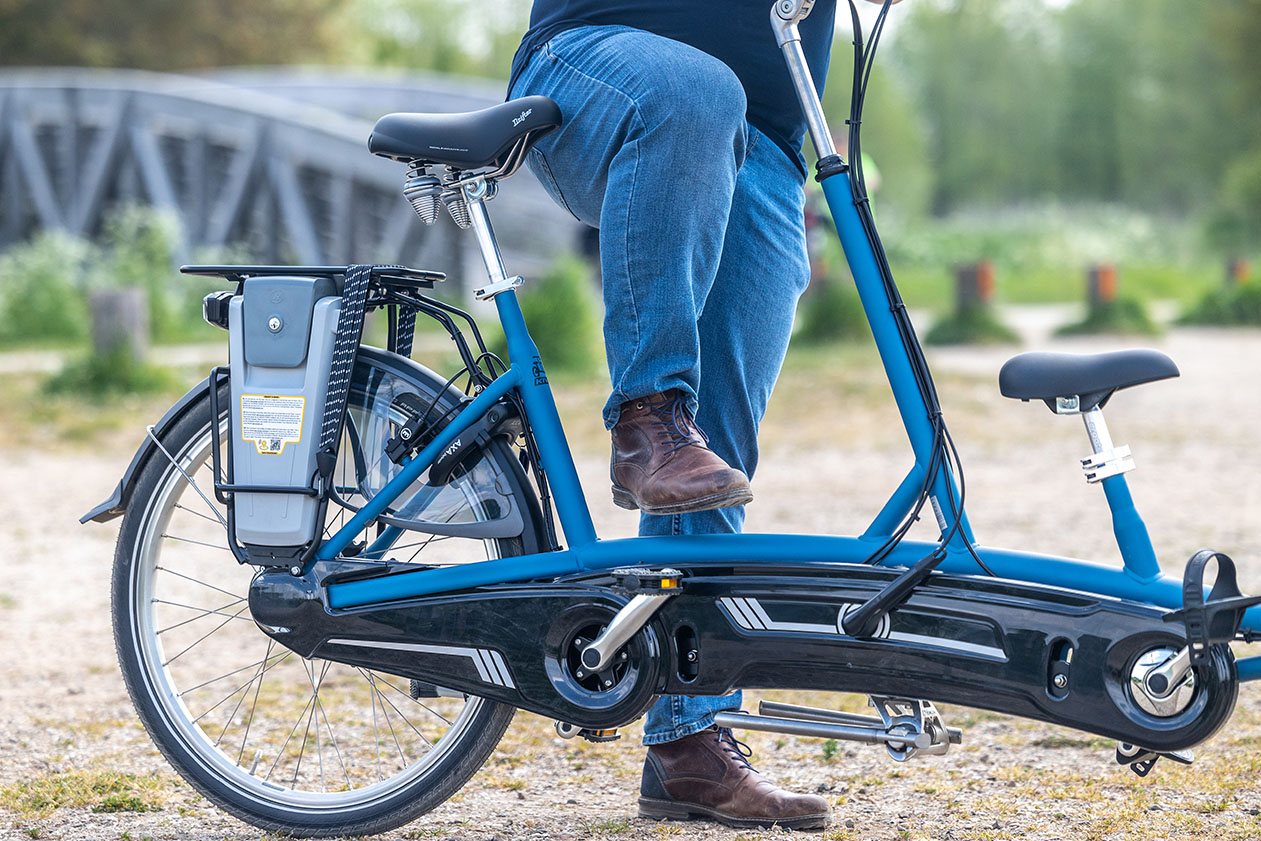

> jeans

[{"left": 511, "top": 25, "right": 811, "bottom": 745}]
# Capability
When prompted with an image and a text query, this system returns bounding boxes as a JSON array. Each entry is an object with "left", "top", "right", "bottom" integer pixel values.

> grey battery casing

[{"left": 228, "top": 277, "right": 341, "bottom": 548}]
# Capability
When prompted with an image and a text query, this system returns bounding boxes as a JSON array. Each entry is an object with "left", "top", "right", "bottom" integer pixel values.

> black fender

[{"left": 80, "top": 375, "right": 218, "bottom": 524}]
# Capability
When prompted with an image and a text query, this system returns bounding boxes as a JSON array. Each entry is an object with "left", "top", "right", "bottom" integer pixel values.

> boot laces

[
  {"left": 649, "top": 394, "right": 707, "bottom": 453},
  {"left": 716, "top": 727, "right": 757, "bottom": 771}
]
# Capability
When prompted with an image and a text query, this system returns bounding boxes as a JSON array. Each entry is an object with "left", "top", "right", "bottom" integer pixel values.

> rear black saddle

[
  {"left": 368, "top": 95, "right": 561, "bottom": 170},
  {"left": 998, "top": 348, "right": 1179, "bottom": 412}
]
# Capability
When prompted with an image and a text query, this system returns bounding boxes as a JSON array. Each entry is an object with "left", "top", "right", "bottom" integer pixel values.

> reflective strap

[
  {"left": 394, "top": 305, "right": 417, "bottom": 358},
  {"left": 317, "top": 263, "right": 373, "bottom": 479}
]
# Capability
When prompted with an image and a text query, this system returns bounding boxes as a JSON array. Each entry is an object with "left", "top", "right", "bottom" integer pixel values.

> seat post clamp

[
  {"left": 1078, "top": 406, "right": 1135, "bottom": 483},
  {"left": 1080, "top": 444, "right": 1135, "bottom": 483},
  {"left": 473, "top": 275, "right": 523, "bottom": 301}
]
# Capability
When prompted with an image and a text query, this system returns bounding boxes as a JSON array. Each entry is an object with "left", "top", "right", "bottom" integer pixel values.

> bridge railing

[{"left": 0, "top": 68, "right": 582, "bottom": 294}]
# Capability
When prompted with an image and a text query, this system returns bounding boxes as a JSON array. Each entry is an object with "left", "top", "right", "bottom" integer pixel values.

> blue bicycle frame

[{"left": 313, "top": 5, "right": 1261, "bottom": 683}]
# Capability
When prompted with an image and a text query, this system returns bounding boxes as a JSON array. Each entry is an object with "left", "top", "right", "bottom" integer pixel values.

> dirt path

[{"left": 4, "top": 323, "right": 1261, "bottom": 840}]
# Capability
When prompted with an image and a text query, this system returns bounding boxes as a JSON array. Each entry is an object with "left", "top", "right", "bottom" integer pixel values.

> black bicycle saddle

[
  {"left": 368, "top": 95, "right": 562, "bottom": 170},
  {"left": 999, "top": 348, "right": 1179, "bottom": 411}
]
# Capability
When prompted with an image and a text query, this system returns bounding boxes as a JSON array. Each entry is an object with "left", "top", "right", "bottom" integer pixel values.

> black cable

[{"left": 843, "top": 0, "right": 992, "bottom": 577}]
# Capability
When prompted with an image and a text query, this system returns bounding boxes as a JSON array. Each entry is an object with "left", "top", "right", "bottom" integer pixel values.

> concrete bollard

[
  {"left": 1226, "top": 257, "right": 1250, "bottom": 288},
  {"left": 1087, "top": 263, "right": 1118, "bottom": 309},
  {"left": 89, "top": 287, "right": 149, "bottom": 363},
  {"left": 955, "top": 261, "right": 996, "bottom": 312},
  {"left": 926, "top": 260, "right": 1017, "bottom": 344}
]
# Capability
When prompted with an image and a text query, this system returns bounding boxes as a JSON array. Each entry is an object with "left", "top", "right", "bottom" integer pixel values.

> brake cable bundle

[{"left": 841, "top": 0, "right": 992, "bottom": 635}]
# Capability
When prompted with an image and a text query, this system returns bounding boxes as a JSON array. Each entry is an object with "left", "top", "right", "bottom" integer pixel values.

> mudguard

[{"left": 80, "top": 376, "right": 215, "bottom": 524}]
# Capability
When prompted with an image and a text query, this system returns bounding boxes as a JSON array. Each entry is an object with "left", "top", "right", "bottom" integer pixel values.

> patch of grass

[
  {"left": 796, "top": 280, "right": 871, "bottom": 345},
  {"left": 1181, "top": 281, "right": 1261, "bottom": 326},
  {"left": 924, "top": 305, "right": 1020, "bottom": 346},
  {"left": 1056, "top": 298, "right": 1159, "bottom": 336},
  {"left": 821, "top": 739, "right": 839, "bottom": 762},
  {"left": 0, "top": 593, "right": 16, "bottom": 609},
  {"left": 45, "top": 346, "right": 179, "bottom": 398},
  {"left": 585, "top": 817, "right": 633, "bottom": 835},
  {"left": 0, "top": 771, "right": 168, "bottom": 819}
]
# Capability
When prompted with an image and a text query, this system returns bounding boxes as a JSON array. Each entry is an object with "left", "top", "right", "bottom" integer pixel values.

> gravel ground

[{"left": 4, "top": 314, "right": 1261, "bottom": 841}]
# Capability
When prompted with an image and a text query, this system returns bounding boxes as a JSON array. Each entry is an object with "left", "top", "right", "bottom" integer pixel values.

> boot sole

[
  {"left": 612, "top": 486, "right": 753, "bottom": 516},
  {"left": 638, "top": 797, "right": 829, "bottom": 830}
]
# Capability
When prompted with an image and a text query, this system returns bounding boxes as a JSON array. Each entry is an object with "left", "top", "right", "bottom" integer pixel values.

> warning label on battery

[{"left": 240, "top": 394, "right": 305, "bottom": 455}]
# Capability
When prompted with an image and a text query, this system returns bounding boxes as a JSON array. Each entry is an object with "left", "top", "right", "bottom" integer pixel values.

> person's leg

[
  {"left": 511, "top": 25, "right": 755, "bottom": 517},
  {"left": 634, "top": 130, "right": 824, "bottom": 829},
  {"left": 514, "top": 29, "right": 823, "bottom": 828},
  {"left": 639, "top": 125, "right": 810, "bottom": 538},
  {"left": 510, "top": 25, "right": 749, "bottom": 427}
]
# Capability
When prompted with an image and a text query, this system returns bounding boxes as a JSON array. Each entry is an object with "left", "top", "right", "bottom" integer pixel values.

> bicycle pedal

[
  {"left": 609, "top": 567, "right": 684, "bottom": 593},
  {"left": 1115, "top": 742, "right": 1194, "bottom": 777},
  {"left": 554, "top": 721, "right": 621, "bottom": 743}
]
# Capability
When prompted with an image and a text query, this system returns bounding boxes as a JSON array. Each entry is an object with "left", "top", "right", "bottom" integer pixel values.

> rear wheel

[{"left": 112, "top": 353, "right": 542, "bottom": 837}]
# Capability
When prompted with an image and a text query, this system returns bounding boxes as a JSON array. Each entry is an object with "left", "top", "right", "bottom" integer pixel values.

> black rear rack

[{"left": 180, "top": 264, "right": 445, "bottom": 288}]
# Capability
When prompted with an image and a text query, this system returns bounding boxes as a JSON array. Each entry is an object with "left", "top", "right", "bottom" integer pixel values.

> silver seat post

[
  {"left": 460, "top": 177, "right": 523, "bottom": 300},
  {"left": 770, "top": 0, "right": 837, "bottom": 162}
]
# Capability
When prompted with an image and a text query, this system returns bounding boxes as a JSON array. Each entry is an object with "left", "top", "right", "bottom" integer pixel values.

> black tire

[{"left": 111, "top": 352, "right": 543, "bottom": 837}]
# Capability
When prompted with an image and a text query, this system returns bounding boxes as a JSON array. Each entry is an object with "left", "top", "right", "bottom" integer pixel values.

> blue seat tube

[{"left": 495, "top": 289, "right": 598, "bottom": 550}]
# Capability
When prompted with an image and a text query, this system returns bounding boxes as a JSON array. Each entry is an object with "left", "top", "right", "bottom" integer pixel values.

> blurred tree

[
  {"left": 1206, "top": 0, "right": 1261, "bottom": 248},
  {"left": 337, "top": 0, "right": 531, "bottom": 79},
  {"left": 822, "top": 31, "right": 934, "bottom": 219},
  {"left": 0, "top": 0, "right": 343, "bottom": 69},
  {"left": 897, "top": 0, "right": 1062, "bottom": 214},
  {"left": 894, "top": 0, "right": 1255, "bottom": 217}
]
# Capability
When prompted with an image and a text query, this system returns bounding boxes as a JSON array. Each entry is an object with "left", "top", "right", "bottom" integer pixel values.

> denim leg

[
  {"left": 639, "top": 131, "right": 809, "bottom": 743},
  {"left": 511, "top": 27, "right": 805, "bottom": 747},
  {"left": 509, "top": 25, "right": 750, "bottom": 428},
  {"left": 639, "top": 128, "right": 810, "bottom": 539}
]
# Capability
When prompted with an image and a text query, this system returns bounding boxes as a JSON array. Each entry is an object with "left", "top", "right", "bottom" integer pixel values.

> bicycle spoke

[
  {"left": 179, "top": 649, "right": 288, "bottom": 697},
  {"left": 148, "top": 426, "right": 228, "bottom": 528},
  {"left": 237, "top": 640, "right": 275, "bottom": 766},
  {"left": 359, "top": 669, "right": 384, "bottom": 783},
  {"left": 368, "top": 671, "right": 410, "bottom": 768},
  {"left": 155, "top": 567, "right": 243, "bottom": 600},
  {"left": 214, "top": 651, "right": 270, "bottom": 748},
  {"left": 264, "top": 687, "right": 319, "bottom": 783},
  {"left": 292, "top": 684, "right": 320, "bottom": 789},
  {"left": 374, "top": 680, "right": 435, "bottom": 748},
  {"left": 373, "top": 674, "right": 453, "bottom": 726},
  {"left": 164, "top": 604, "right": 251, "bottom": 667},
  {"left": 173, "top": 502, "right": 223, "bottom": 526},
  {"left": 154, "top": 597, "right": 248, "bottom": 635},
  {"left": 190, "top": 650, "right": 292, "bottom": 723},
  {"left": 162, "top": 533, "right": 230, "bottom": 552},
  {"left": 308, "top": 661, "right": 351, "bottom": 790}
]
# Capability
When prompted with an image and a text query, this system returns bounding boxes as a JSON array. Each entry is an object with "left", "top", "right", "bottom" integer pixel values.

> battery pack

[{"left": 228, "top": 276, "right": 341, "bottom": 551}]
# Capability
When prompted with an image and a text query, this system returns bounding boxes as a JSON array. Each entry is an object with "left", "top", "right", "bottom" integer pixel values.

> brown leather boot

[
  {"left": 638, "top": 726, "right": 831, "bottom": 830},
  {"left": 610, "top": 390, "right": 752, "bottom": 515}
]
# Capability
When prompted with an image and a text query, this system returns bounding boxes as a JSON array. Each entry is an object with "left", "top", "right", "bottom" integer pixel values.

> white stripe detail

[
  {"left": 745, "top": 598, "right": 776, "bottom": 630},
  {"left": 715, "top": 598, "right": 1007, "bottom": 662},
  {"left": 326, "top": 638, "right": 516, "bottom": 686},
  {"left": 718, "top": 597, "right": 757, "bottom": 630},
  {"left": 888, "top": 631, "right": 1006, "bottom": 661},
  {"left": 487, "top": 650, "right": 516, "bottom": 689}
]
